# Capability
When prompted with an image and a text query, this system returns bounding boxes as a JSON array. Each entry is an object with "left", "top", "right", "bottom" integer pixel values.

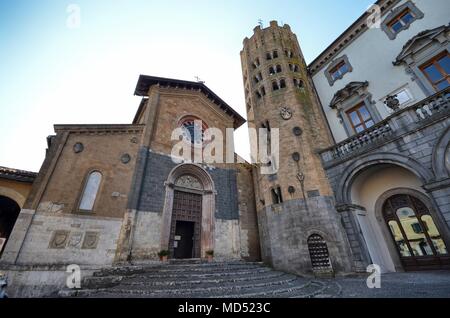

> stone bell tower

[{"left": 240, "top": 21, "right": 354, "bottom": 275}]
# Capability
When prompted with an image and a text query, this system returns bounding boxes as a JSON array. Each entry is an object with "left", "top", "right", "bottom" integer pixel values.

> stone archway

[
  {"left": 336, "top": 152, "right": 434, "bottom": 204},
  {"left": 375, "top": 188, "right": 450, "bottom": 271},
  {"left": 160, "top": 163, "right": 216, "bottom": 259},
  {"left": 0, "top": 195, "right": 21, "bottom": 256}
]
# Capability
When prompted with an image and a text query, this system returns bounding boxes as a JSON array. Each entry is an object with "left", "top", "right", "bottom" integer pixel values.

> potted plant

[
  {"left": 157, "top": 250, "right": 169, "bottom": 262},
  {"left": 205, "top": 250, "right": 214, "bottom": 262}
]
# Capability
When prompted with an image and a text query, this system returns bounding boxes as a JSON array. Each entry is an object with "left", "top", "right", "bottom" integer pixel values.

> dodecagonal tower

[{"left": 241, "top": 21, "right": 353, "bottom": 275}]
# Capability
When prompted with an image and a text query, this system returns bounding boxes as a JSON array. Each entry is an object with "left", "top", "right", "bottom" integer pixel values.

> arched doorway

[
  {"left": 169, "top": 175, "right": 204, "bottom": 259},
  {"left": 307, "top": 234, "right": 333, "bottom": 274},
  {"left": 161, "top": 164, "right": 215, "bottom": 260},
  {"left": 383, "top": 194, "right": 450, "bottom": 271},
  {"left": 0, "top": 195, "right": 21, "bottom": 256}
]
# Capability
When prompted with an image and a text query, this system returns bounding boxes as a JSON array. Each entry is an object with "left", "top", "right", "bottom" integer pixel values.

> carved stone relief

[
  {"left": 82, "top": 232, "right": 100, "bottom": 249},
  {"left": 49, "top": 230, "right": 70, "bottom": 249}
]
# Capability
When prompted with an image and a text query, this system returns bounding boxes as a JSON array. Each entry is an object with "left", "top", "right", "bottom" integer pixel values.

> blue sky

[{"left": 0, "top": 0, "right": 374, "bottom": 171}]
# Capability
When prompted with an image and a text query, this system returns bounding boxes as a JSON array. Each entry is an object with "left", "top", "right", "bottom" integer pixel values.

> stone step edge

[
  {"left": 108, "top": 276, "right": 298, "bottom": 295},
  {"left": 213, "top": 281, "right": 326, "bottom": 299},
  {"left": 60, "top": 276, "right": 300, "bottom": 298},
  {"left": 93, "top": 266, "right": 271, "bottom": 278},
  {"left": 119, "top": 272, "right": 287, "bottom": 287}
]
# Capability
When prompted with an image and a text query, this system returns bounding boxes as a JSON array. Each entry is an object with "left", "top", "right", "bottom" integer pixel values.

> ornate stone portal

[{"left": 160, "top": 164, "right": 215, "bottom": 259}]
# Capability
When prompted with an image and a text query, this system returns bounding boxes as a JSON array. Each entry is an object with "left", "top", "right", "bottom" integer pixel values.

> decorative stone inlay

[
  {"left": 73, "top": 142, "right": 84, "bottom": 154},
  {"left": 82, "top": 232, "right": 100, "bottom": 249},
  {"left": 293, "top": 127, "right": 303, "bottom": 136},
  {"left": 288, "top": 186, "right": 296, "bottom": 194},
  {"left": 175, "top": 175, "right": 203, "bottom": 190},
  {"left": 68, "top": 232, "right": 83, "bottom": 248},
  {"left": 121, "top": 153, "right": 131, "bottom": 164},
  {"left": 130, "top": 136, "right": 139, "bottom": 144},
  {"left": 280, "top": 107, "right": 293, "bottom": 120},
  {"left": 49, "top": 230, "right": 70, "bottom": 249},
  {"left": 292, "top": 152, "right": 301, "bottom": 162}
]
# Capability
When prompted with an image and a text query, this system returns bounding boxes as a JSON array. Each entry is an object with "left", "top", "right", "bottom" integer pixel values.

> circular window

[{"left": 180, "top": 117, "right": 208, "bottom": 146}]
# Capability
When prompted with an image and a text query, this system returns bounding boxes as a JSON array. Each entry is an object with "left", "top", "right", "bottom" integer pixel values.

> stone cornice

[
  {"left": 53, "top": 124, "right": 144, "bottom": 135},
  {"left": 309, "top": 0, "right": 401, "bottom": 75}
]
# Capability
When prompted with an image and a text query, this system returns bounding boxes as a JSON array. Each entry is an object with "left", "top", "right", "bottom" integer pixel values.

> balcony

[{"left": 319, "top": 87, "right": 450, "bottom": 167}]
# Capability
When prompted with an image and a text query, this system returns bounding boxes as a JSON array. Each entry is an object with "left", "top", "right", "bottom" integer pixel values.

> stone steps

[
  {"left": 93, "top": 262, "right": 265, "bottom": 277},
  {"left": 121, "top": 270, "right": 286, "bottom": 287},
  {"left": 59, "top": 260, "right": 341, "bottom": 298}
]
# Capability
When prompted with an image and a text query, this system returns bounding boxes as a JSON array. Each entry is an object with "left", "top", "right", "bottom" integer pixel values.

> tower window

[
  {"left": 266, "top": 52, "right": 272, "bottom": 60},
  {"left": 272, "top": 81, "right": 279, "bottom": 91},
  {"left": 294, "top": 78, "right": 304, "bottom": 89},
  {"left": 269, "top": 66, "right": 275, "bottom": 76},
  {"left": 273, "top": 50, "right": 278, "bottom": 59},
  {"left": 279, "top": 79, "right": 286, "bottom": 89},
  {"left": 261, "top": 86, "right": 266, "bottom": 96},
  {"left": 271, "top": 187, "right": 283, "bottom": 204},
  {"left": 285, "top": 50, "right": 294, "bottom": 58},
  {"left": 276, "top": 65, "right": 282, "bottom": 73}
]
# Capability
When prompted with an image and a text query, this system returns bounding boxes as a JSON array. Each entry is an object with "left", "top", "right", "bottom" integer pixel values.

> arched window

[
  {"left": 179, "top": 116, "right": 208, "bottom": 145},
  {"left": 276, "top": 65, "right": 282, "bottom": 73},
  {"left": 273, "top": 50, "right": 278, "bottom": 59},
  {"left": 279, "top": 79, "right": 286, "bottom": 89},
  {"left": 269, "top": 66, "right": 276, "bottom": 76},
  {"left": 272, "top": 81, "right": 279, "bottom": 91},
  {"left": 294, "top": 78, "right": 304, "bottom": 88},
  {"left": 79, "top": 171, "right": 102, "bottom": 211}
]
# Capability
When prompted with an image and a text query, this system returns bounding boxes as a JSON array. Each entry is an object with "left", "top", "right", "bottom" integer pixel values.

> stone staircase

[{"left": 58, "top": 260, "right": 341, "bottom": 298}]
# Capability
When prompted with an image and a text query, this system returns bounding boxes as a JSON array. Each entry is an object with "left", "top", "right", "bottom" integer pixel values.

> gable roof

[
  {"left": 134, "top": 75, "right": 246, "bottom": 129},
  {"left": 330, "top": 81, "right": 369, "bottom": 108},
  {"left": 394, "top": 24, "right": 450, "bottom": 65},
  {"left": 0, "top": 166, "right": 37, "bottom": 183}
]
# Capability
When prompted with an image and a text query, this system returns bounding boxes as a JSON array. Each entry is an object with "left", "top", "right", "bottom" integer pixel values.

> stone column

[
  {"left": 336, "top": 204, "right": 372, "bottom": 272},
  {"left": 423, "top": 179, "right": 450, "bottom": 238}
]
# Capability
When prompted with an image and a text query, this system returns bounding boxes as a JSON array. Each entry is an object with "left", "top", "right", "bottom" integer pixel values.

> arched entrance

[
  {"left": 0, "top": 195, "right": 21, "bottom": 256},
  {"left": 383, "top": 194, "right": 450, "bottom": 271},
  {"left": 161, "top": 164, "right": 215, "bottom": 259},
  {"left": 339, "top": 152, "right": 450, "bottom": 272}
]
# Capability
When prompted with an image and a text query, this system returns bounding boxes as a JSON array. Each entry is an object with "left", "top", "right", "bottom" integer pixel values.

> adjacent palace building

[{"left": 1, "top": 0, "right": 449, "bottom": 296}]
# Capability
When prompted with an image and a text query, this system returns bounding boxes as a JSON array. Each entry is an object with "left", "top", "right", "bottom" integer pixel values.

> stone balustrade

[{"left": 320, "top": 87, "right": 450, "bottom": 164}]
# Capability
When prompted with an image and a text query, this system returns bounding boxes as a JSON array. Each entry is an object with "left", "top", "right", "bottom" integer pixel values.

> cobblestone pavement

[
  {"left": 329, "top": 271, "right": 450, "bottom": 298},
  {"left": 57, "top": 261, "right": 450, "bottom": 298}
]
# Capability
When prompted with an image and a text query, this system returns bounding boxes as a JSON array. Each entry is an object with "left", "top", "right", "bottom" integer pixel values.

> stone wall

[
  {"left": 257, "top": 196, "right": 353, "bottom": 276},
  {"left": 138, "top": 151, "right": 240, "bottom": 220},
  {"left": 15, "top": 213, "right": 123, "bottom": 265}
]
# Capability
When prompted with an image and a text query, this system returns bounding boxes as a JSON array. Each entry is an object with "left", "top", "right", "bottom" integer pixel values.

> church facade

[{"left": 1, "top": 0, "right": 449, "bottom": 296}]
